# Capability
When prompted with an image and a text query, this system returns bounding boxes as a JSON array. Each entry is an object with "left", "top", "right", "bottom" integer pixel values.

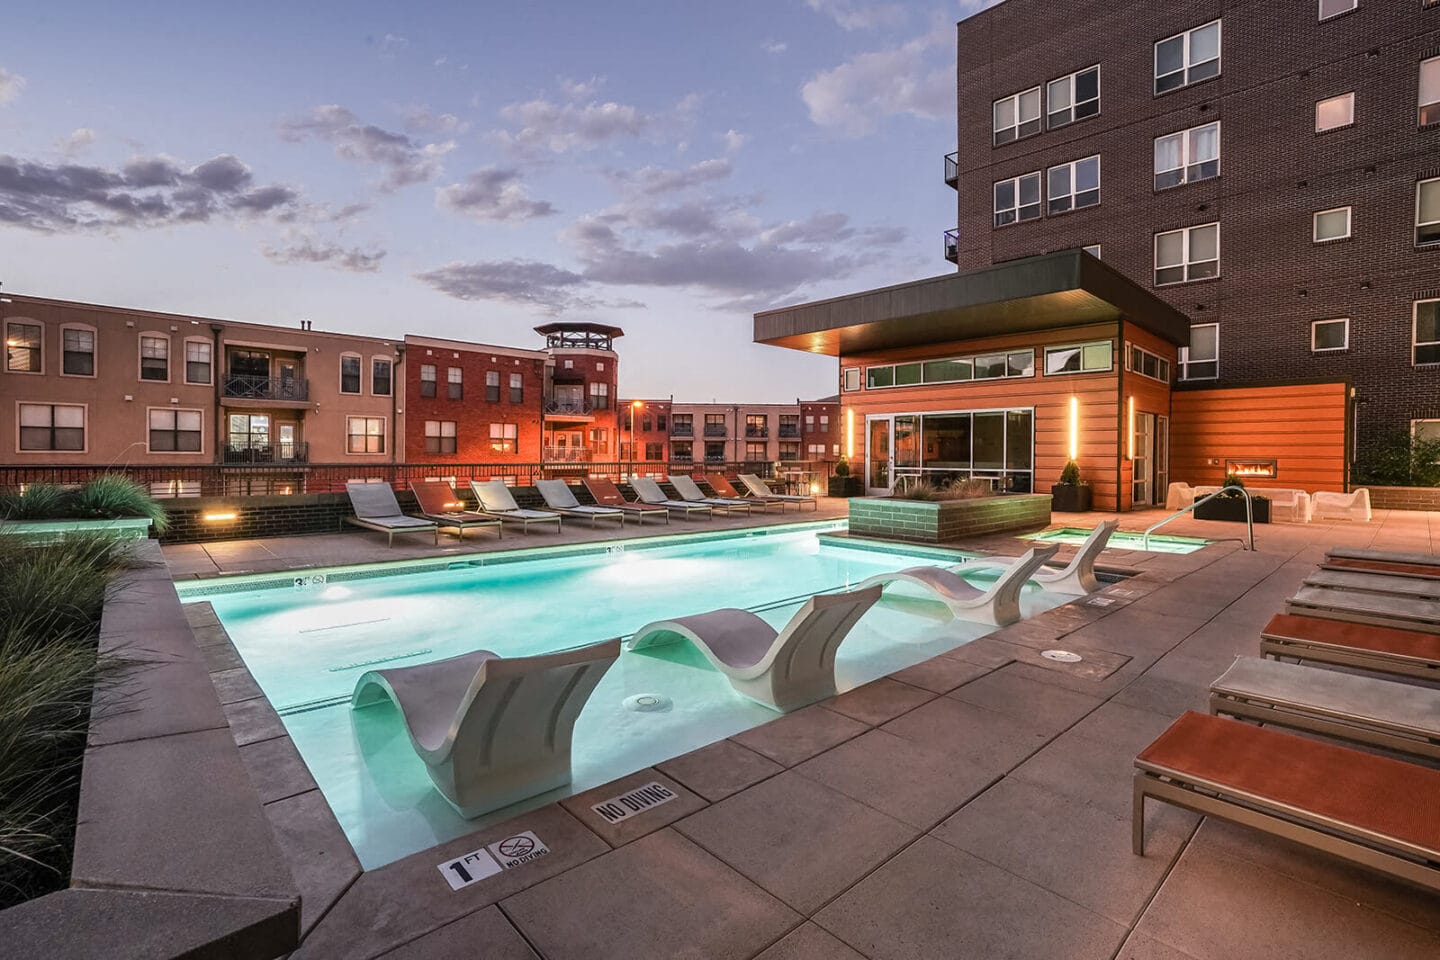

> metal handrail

[{"left": 1143, "top": 484, "right": 1254, "bottom": 551}]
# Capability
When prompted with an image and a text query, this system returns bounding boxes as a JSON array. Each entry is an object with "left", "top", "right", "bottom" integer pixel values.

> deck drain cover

[
  {"left": 624, "top": 694, "right": 672, "bottom": 713},
  {"left": 1041, "top": 649, "right": 1084, "bottom": 664}
]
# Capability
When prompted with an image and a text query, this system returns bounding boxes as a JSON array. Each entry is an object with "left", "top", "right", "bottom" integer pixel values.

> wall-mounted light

[
  {"left": 845, "top": 409, "right": 855, "bottom": 459},
  {"left": 1127, "top": 396, "right": 1136, "bottom": 460},
  {"left": 1067, "top": 397, "right": 1079, "bottom": 461},
  {"left": 203, "top": 511, "right": 237, "bottom": 523}
]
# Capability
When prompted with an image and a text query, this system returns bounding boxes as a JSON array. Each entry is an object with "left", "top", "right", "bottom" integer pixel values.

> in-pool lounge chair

[
  {"left": 1303, "top": 568, "right": 1440, "bottom": 602},
  {"left": 706, "top": 474, "right": 787, "bottom": 512},
  {"left": 628, "top": 585, "right": 882, "bottom": 712},
  {"left": 534, "top": 479, "right": 626, "bottom": 528},
  {"left": 409, "top": 481, "right": 503, "bottom": 540},
  {"left": 469, "top": 480, "right": 564, "bottom": 534},
  {"left": 345, "top": 481, "right": 439, "bottom": 547},
  {"left": 668, "top": 475, "right": 753, "bottom": 515},
  {"left": 1285, "top": 585, "right": 1440, "bottom": 635},
  {"left": 856, "top": 544, "right": 1059, "bottom": 626},
  {"left": 1260, "top": 612, "right": 1440, "bottom": 680},
  {"left": 1134, "top": 711, "right": 1440, "bottom": 895},
  {"left": 738, "top": 473, "right": 818, "bottom": 511},
  {"left": 352, "top": 639, "right": 620, "bottom": 818},
  {"left": 581, "top": 478, "right": 670, "bottom": 525},
  {"left": 629, "top": 476, "right": 713, "bottom": 519},
  {"left": 1210, "top": 655, "right": 1440, "bottom": 761},
  {"left": 958, "top": 519, "right": 1118, "bottom": 596}
]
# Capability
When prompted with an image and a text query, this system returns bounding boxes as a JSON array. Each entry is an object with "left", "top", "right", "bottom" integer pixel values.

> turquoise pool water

[
  {"left": 1022, "top": 527, "right": 1209, "bottom": 554},
  {"left": 181, "top": 522, "right": 1070, "bottom": 868}
]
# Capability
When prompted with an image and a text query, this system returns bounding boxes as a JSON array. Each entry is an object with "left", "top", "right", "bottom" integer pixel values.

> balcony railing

[
  {"left": 944, "top": 152, "right": 959, "bottom": 188},
  {"left": 943, "top": 228, "right": 960, "bottom": 264},
  {"left": 778, "top": 426, "right": 800, "bottom": 438},
  {"left": 670, "top": 425, "right": 694, "bottom": 437},
  {"left": 703, "top": 424, "right": 727, "bottom": 437},
  {"left": 745, "top": 427, "right": 769, "bottom": 438},
  {"left": 543, "top": 399, "right": 594, "bottom": 416},
  {"left": 222, "top": 441, "right": 309, "bottom": 464},
  {"left": 542, "top": 446, "right": 593, "bottom": 462},
  {"left": 222, "top": 375, "right": 309, "bottom": 402}
]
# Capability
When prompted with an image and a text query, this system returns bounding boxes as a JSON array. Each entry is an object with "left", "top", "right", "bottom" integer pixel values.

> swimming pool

[
  {"left": 1022, "top": 527, "right": 1209, "bottom": 554},
  {"left": 181, "top": 521, "right": 1071, "bottom": 868}
]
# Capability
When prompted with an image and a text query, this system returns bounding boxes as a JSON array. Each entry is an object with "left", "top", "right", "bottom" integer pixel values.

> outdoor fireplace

[{"left": 1225, "top": 458, "right": 1277, "bottom": 480}]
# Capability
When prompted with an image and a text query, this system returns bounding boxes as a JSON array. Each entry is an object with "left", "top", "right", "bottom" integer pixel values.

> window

[
  {"left": 482, "top": 370, "right": 500, "bottom": 402},
  {"left": 1044, "top": 341, "right": 1113, "bottom": 375},
  {"left": 509, "top": 373, "right": 523, "bottom": 403},
  {"left": 1319, "top": 0, "right": 1357, "bottom": 18},
  {"left": 424, "top": 420, "right": 457, "bottom": 454},
  {"left": 868, "top": 350, "right": 1034, "bottom": 388},
  {"left": 1155, "top": 20, "right": 1221, "bottom": 94},
  {"left": 820, "top": 415, "right": 830, "bottom": 431},
  {"left": 994, "top": 171, "right": 1042, "bottom": 226},
  {"left": 227, "top": 413, "right": 269, "bottom": 453},
  {"left": 591, "top": 428, "right": 609, "bottom": 453},
  {"left": 1047, "top": 66, "right": 1099, "bottom": 128},
  {"left": 645, "top": 442, "right": 663, "bottom": 460},
  {"left": 447, "top": 367, "right": 463, "bottom": 400},
  {"left": 704, "top": 441, "right": 725, "bottom": 462},
  {"left": 1180, "top": 324, "right": 1219, "bottom": 379},
  {"left": 1418, "top": 178, "right": 1440, "bottom": 246},
  {"left": 420, "top": 364, "right": 437, "bottom": 398},
  {"left": 1311, "top": 318, "right": 1349, "bottom": 352},
  {"left": 1082, "top": 244, "right": 1101, "bottom": 259},
  {"left": 5, "top": 321, "right": 42, "bottom": 373},
  {"left": 148, "top": 409, "right": 203, "bottom": 452},
  {"left": 745, "top": 442, "right": 767, "bottom": 461},
  {"left": 993, "top": 86, "right": 1041, "bottom": 144},
  {"left": 745, "top": 414, "right": 768, "bottom": 437},
  {"left": 184, "top": 340, "right": 211, "bottom": 384},
  {"left": 1047, "top": 156, "right": 1100, "bottom": 214},
  {"left": 18, "top": 403, "right": 85, "bottom": 451},
  {"left": 139, "top": 334, "right": 169, "bottom": 381},
  {"left": 672, "top": 414, "right": 693, "bottom": 435},
  {"left": 1154, "top": 122, "right": 1220, "bottom": 189},
  {"left": 641, "top": 414, "right": 654, "bottom": 432},
  {"left": 563, "top": 359, "right": 574, "bottom": 369},
  {"left": 346, "top": 416, "right": 385, "bottom": 454},
  {"left": 1127, "top": 344, "right": 1172, "bottom": 383},
  {"left": 1422, "top": 56, "right": 1440, "bottom": 126},
  {"left": 804, "top": 415, "right": 815, "bottom": 433},
  {"left": 1416, "top": 299, "right": 1440, "bottom": 364},
  {"left": 372, "top": 358, "right": 392, "bottom": 396},
  {"left": 1315, "top": 93, "right": 1354, "bottom": 132},
  {"left": 62, "top": 327, "right": 95, "bottom": 376},
  {"left": 842, "top": 367, "right": 861, "bottom": 391},
  {"left": 589, "top": 382, "right": 609, "bottom": 410},
  {"left": 672, "top": 441, "right": 693, "bottom": 461},
  {"left": 656, "top": 414, "right": 667, "bottom": 431},
  {"left": 1414, "top": 420, "right": 1440, "bottom": 444},
  {"left": 339, "top": 354, "right": 361, "bottom": 394},
  {"left": 808, "top": 443, "right": 826, "bottom": 458},
  {"left": 1313, "top": 207, "right": 1352, "bottom": 242},
  {"left": 1154, "top": 223, "right": 1220, "bottom": 285},
  {"left": 780, "top": 414, "right": 799, "bottom": 437},
  {"left": 489, "top": 422, "right": 518, "bottom": 453}
]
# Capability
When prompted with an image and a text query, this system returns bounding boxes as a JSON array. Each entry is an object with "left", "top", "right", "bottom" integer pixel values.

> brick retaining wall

[
  {"left": 1362, "top": 486, "right": 1440, "bottom": 512},
  {"left": 848, "top": 494, "right": 1052, "bottom": 543}
]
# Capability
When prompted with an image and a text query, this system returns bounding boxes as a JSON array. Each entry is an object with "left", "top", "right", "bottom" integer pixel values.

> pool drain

[
  {"left": 1041, "top": 649, "right": 1084, "bottom": 664},
  {"left": 623, "top": 694, "right": 672, "bottom": 713}
]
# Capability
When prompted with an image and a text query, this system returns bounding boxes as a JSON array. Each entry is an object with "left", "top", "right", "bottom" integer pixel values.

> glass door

[
  {"left": 277, "top": 422, "right": 297, "bottom": 461},
  {"left": 1154, "top": 416, "right": 1170, "bottom": 507},
  {"left": 1132, "top": 412, "right": 1155, "bottom": 505},
  {"left": 866, "top": 417, "right": 891, "bottom": 494}
]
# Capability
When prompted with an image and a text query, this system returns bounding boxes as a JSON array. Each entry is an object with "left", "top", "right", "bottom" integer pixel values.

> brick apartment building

[
  {"left": 535, "top": 322, "right": 622, "bottom": 463},
  {"left": 402, "top": 335, "right": 548, "bottom": 463},
  {"left": 619, "top": 398, "right": 843, "bottom": 467},
  {"left": 948, "top": 0, "right": 1440, "bottom": 454}
]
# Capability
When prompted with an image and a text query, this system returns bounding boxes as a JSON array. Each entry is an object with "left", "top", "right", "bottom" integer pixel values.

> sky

[{"left": 0, "top": 0, "right": 1001, "bottom": 401}]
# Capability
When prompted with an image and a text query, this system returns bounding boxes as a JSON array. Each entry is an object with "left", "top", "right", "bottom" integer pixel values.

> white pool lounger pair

[
  {"left": 856, "top": 544, "right": 1061, "bottom": 626},
  {"left": 962, "top": 520, "right": 1119, "bottom": 596}
]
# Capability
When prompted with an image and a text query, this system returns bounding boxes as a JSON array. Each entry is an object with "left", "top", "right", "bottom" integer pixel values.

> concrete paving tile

[
  {"left": 947, "top": 664, "right": 1105, "bottom": 733},
  {"left": 822, "top": 677, "right": 935, "bottom": 725},
  {"left": 559, "top": 769, "right": 707, "bottom": 847},
  {"left": 755, "top": 922, "right": 868, "bottom": 960},
  {"left": 87, "top": 649, "right": 230, "bottom": 747},
  {"left": 240, "top": 735, "right": 317, "bottom": 804},
  {"left": 880, "top": 695, "right": 1053, "bottom": 773},
  {"left": 931, "top": 777, "right": 1197, "bottom": 925},
  {"left": 657, "top": 738, "right": 783, "bottom": 802},
  {"left": 674, "top": 771, "right": 917, "bottom": 914},
  {"left": 210, "top": 666, "right": 263, "bottom": 705},
  {"left": 1010, "top": 718, "right": 1174, "bottom": 818},
  {"left": 295, "top": 804, "right": 607, "bottom": 960},
  {"left": 887, "top": 652, "right": 994, "bottom": 693},
  {"left": 502, "top": 828, "right": 799, "bottom": 960},
  {"left": 1133, "top": 841, "right": 1440, "bottom": 960},
  {"left": 794, "top": 729, "right": 998, "bottom": 830},
  {"left": 199, "top": 638, "right": 246, "bottom": 672},
  {"left": 1109, "top": 672, "right": 1209, "bottom": 718},
  {"left": 1114, "top": 933, "right": 1204, "bottom": 960},
  {"left": 188, "top": 622, "right": 232, "bottom": 647},
  {"left": 1065, "top": 700, "right": 1180, "bottom": 753},
  {"left": 265, "top": 789, "right": 362, "bottom": 936},
  {"left": 940, "top": 637, "right": 1016, "bottom": 668},
  {"left": 730, "top": 704, "right": 869, "bottom": 767},
  {"left": 815, "top": 835, "right": 1125, "bottom": 960},
  {"left": 379, "top": 906, "right": 537, "bottom": 959},
  {"left": 224, "top": 693, "right": 286, "bottom": 746},
  {"left": 1004, "top": 640, "right": 1135, "bottom": 681}
]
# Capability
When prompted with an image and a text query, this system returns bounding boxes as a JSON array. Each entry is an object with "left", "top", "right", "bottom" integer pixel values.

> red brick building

[
  {"left": 401, "top": 335, "right": 547, "bottom": 463},
  {"left": 537, "top": 322, "right": 622, "bottom": 463}
]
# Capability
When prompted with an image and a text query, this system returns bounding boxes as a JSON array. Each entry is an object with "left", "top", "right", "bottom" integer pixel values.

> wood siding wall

[{"left": 1119, "top": 321, "right": 1179, "bottom": 510}]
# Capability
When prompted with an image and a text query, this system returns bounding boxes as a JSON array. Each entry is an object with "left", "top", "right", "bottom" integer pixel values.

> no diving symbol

[{"left": 497, "top": 835, "right": 535, "bottom": 859}]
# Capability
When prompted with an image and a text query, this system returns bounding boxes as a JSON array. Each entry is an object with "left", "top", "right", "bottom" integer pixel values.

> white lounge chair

[
  {"left": 856, "top": 544, "right": 1060, "bottom": 626},
  {"left": 352, "top": 639, "right": 620, "bottom": 818},
  {"left": 1286, "top": 586, "right": 1440, "bottom": 635},
  {"left": 629, "top": 476, "right": 713, "bottom": 519},
  {"left": 470, "top": 480, "right": 564, "bottom": 533},
  {"left": 1312, "top": 488, "right": 1372, "bottom": 522},
  {"left": 668, "top": 475, "right": 753, "bottom": 515},
  {"left": 534, "top": 479, "right": 625, "bottom": 528},
  {"left": 628, "top": 586, "right": 883, "bottom": 711},
  {"left": 345, "top": 481, "right": 439, "bottom": 547},
  {"left": 1165, "top": 482, "right": 1196, "bottom": 511},
  {"left": 958, "top": 520, "right": 1118, "bottom": 596},
  {"left": 738, "top": 473, "right": 818, "bottom": 510}
]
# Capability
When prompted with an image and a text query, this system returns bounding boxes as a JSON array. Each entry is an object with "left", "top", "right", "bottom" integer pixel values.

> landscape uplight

[{"left": 203, "top": 511, "right": 237, "bottom": 523}]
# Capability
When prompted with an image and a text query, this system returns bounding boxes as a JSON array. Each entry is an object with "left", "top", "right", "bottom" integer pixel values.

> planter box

[
  {"left": 848, "top": 493, "right": 1052, "bottom": 543},
  {"left": 1194, "top": 496, "right": 1270, "bottom": 524},
  {"left": 1050, "top": 484, "right": 1092, "bottom": 512},
  {"left": 1, "top": 517, "right": 153, "bottom": 541},
  {"left": 828, "top": 476, "right": 864, "bottom": 498}
]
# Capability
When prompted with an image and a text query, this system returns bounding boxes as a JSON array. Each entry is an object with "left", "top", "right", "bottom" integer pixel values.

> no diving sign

[
  {"left": 437, "top": 831, "right": 551, "bottom": 891},
  {"left": 590, "top": 781, "right": 678, "bottom": 824}
]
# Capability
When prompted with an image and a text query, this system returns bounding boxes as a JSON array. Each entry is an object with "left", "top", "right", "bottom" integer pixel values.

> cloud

[
  {"left": 801, "top": 31, "right": 953, "bottom": 135},
  {"left": 722, "top": 129, "right": 748, "bottom": 154},
  {"left": 804, "top": 0, "right": 908, "bottom": 31},
  {"left": 280, "top": 105, "right": 454, "bottom": 189},
  {"left": 606, "top": 158, "right": 733, "bottom": 196},
  {"left": 762, "top": 40, "right": 788, "bottom": 55},
  {"left": 435, "top": 167, "right": 557, "bottom": 221},
  {"left": 495, "top": 96, "right": 650, "bottom": 155},
  {"left": 402, "top": 106, "right": 468, "bottom": 135},
  {"left": 414, "top": 259, "right": 596, "bottom": 313},
  {"left": 0, "top": 67, "right": 24, "bottom": 106},
  {"left": 56, "top": 128, "right": 97, "bottom": 156},
  {"left": 0, "top": 152, "right": 299, "bottom": 232},
  {"left": 263, "top": 233, "right": 385, "bottom": 272},
  {"left": 759, "top": 212, "right": 854, "bottom": 246}
]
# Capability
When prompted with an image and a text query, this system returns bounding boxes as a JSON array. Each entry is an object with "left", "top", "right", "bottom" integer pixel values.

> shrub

[
  {"left": 833, "top": 457, "right": 850, "bottom": 478},
  {"left": 893, "top": 478, "right": 994, "bottom": 502},
  {"left": 0, "top": 483, "right": 72, "bottom": 521},
  {"left": 0, "top": 475, "right": 169, "bottom": 533},
  {"left": 1353, "top": 431, "right": 1440, "bottom": 487},
  {"left": 1058, "top": 460, "right": 1083, "bottom": 486}
]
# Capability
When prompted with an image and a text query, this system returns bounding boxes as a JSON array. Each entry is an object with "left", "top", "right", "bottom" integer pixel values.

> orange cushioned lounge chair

[
  {"left": 1260, "top": 612, "right": 1440, "bottom": 680},
  {"left": 581, "top": 478, "right": 670, "bottom": 525}
]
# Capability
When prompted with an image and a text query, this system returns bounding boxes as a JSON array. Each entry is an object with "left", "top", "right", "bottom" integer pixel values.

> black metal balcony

[
  {"left": 543, "top": 399, "right": 594, "bottom": 416},
  {"left": 670, "top": 425, "right": 694, "bottom": 437},
  {"left": 943, "top": 228, "right": 960, "bottom": 264},
  {"left": 703, "top": 424, "right": 727, "bottom": 437},
  {"left": 778, "top": 425, "right": 800, "bottom": 439},
  {"left": 222, "top": 441, "right": 309, "bottom": 464},
  {"left": 944, "top": 152, "right": 959, "bottom": 188},
  {"left": 745, "top": 427, "right": 769, "bottom": 438},
  {"left": 222, "top": 375, "right": 308, "bottom": 402}
]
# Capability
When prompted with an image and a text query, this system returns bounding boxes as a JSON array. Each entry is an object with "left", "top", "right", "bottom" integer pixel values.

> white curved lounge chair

[
  {"left": 628, "top": 585, "right": 883, "bottom": 712},
  {"left": 856, "top": 544, "right": 1060, "bottom": 626},
  {"left": 957, "top": 520, "right": 1119, "bottom": 596},
  {"left": 352, "top": 639, "right": 620, "bottom": 818}
]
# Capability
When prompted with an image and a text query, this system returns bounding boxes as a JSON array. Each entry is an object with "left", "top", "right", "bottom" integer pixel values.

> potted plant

[
  {"left": 1194, "top": 477, "right": 1270, "bottom": 523},
  {"left": 1050, "top": 460, "right": 1092, "bottom": 512},
  {"left": 828, "top": 457, "right": 864, "bottom": 497}
]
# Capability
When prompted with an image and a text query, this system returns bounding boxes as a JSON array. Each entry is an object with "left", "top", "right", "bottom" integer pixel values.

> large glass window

[
  {"left": 994, "top": 171, "right": 1042, "bottom": 226},
  {"left": 228, "top": 413, "right": 269, "bottom": 452},
  {"left": 19, "top": 403, "right": 85, "bottom": 451},
  {"left": 1155, "top": 223, "right": 1220, "bottom": 285},
  {"left": 1044, "top": 341, "right": 1113, "bottom": 375},
  {"left": 1417, "top": 178, "right": 1440, "bottom": 246},
  {"left": 993, "top": 87, "right": 1041, "bottom": 144},
  {"left": 425, "top": 420, "right": 457, "bottom": 454},
  {"left": 745, "top": 414, "right": 769, "bottom": 437},
  {"left": 869, "top": 350, "right": 1032, "bottom": 389},
  {"left": 6, "top": 321, "right": 42, "bottom": 372},
  {"left": 1154, "top": 122, "right": 1219, "bottom": 190},
  {"left": 346, "top": 416, "right": 385, "bottom": 454},
  {"left": 140, "top": 334, "right": 169, "bottom": 381},
  {"left": 489, "top": 422, "right": 518, "bottom": 453},
  {"left": 1155, "top": 20, "right": 1221, "bottom": 94},
  {"left": 589, "top": 382, "right": 609, "bottom": 410},
  {"left": 63, "top": 328, "right": 95, "bottom": 376},
  {"left": 1416, "top": 299, "right": 1440, "bottom": 365},
  {"left": 1047, "top": 156, "right": 1100, "bottom": 214},
  {"left": 148, "top": 409, "right": 203, "bottom": 452},
  {"left": 1047, "top": 66, "right": 1099, "bottom": 128},
  {"left": 890, "top": 409, "right": 1035, "bottom": 492},
  {"left": 1180, "top": 324, "right": 1219, "bottom": 380}
]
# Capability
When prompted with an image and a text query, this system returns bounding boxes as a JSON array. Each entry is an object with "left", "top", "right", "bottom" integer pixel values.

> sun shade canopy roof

[{"left": 753, "top": 250, "right": 1192, "bottom": 356}]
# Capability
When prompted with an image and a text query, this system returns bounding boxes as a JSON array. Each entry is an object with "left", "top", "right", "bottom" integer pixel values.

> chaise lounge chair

[
  {"left": 738, "top": 473, "right": 818, "bottom": 511},
  {"left": 1259, "top": 612, "right": 1440, "bottom": 679},
  {"left": 1327, "top": 546, "right": 1440, "bottom": 568},
  {"left": 629, "top": 476, "right": 713, "bottom": 519},
  {"left": 855, "top": 544, "right": 1059, "bottom": 626},
  {"left": 581, "top": 478, "right": 671, "bottom": 525},
  {"left": 352, "top": 639, "right": 620, "bottom": 818},
  {"left": 668, "top": 475, "right": 753, "bottom": 515},
  {"left": 1311, "top": 488, "right": 1372, "bottom": 522},
  {"left": 627, "top": 585, "right": 883, "bottom": 711},
  {"left": 1133, "top": 711, "right": 1440, "bottom": 895},
  {"left": 469, "top": 480, "right": 564, "bottom": 534},
  {"left": 345, "top": 481, "right": 439, "bottom": 547},
  {"left": 1320, "top": 555, "right": 1440, "bottom": 581},
  {"left": 1210, "top": 655, "right": 1440, "bottom": 761},
  {"left": 957, "top": 519, "right": 1118, "bottom": 595},
  {"left": 1285, "top": 585, "right": 1440, "bottom": 635},
  {"left": 534, "top": 479, "right": 626, "bottom": 528},
  {"left": 1303, "top": 568, "right": 1440, "bottom": 602},
  {"left": 409, "top": 481, "right": 503, "bottom": 540},
  {"left": 706, "top": 474, "right": 787, "bottom": 512}
]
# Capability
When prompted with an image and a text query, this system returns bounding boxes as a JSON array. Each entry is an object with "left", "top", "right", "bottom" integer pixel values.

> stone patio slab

[
  {"left": 239, "top": 734, "right": 318, "bottom": 804},
  {"left": 756, "top": 922, "right": 868, "bottom": 960},
  {"left": 879, "top": 695, "right": 1053, "bottom": 773},
  {"left": 947, "top": 664, "right": 1105, "bottom": 733},
  {"left": 730, "top": 704, "right": 868, "bottom": 767},
  {"left": 656, "top": 738, "right": 783, "bottom": 802},
  {"left": 223, "top": 693, "right": 286, "bottom": 746},
  {"left": 379, "top": 906, "right": 537, "bottom": 959},
  {"left": 887, "top": 652, "right": 995, "bottom": 693},
  {"left": 821, "top": 677, "right": 935, "bottom": 725},
  {"left": 264, "top": 788, "right": 362, "bottom": 935},
  {"left": 559, "top": 768, "right": 707, "bottom": 847}
]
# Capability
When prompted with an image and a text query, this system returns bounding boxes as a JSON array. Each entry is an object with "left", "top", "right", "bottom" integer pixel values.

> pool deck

[{"left": 162, "top": 503, "right": 1440, "bottom": 960}]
